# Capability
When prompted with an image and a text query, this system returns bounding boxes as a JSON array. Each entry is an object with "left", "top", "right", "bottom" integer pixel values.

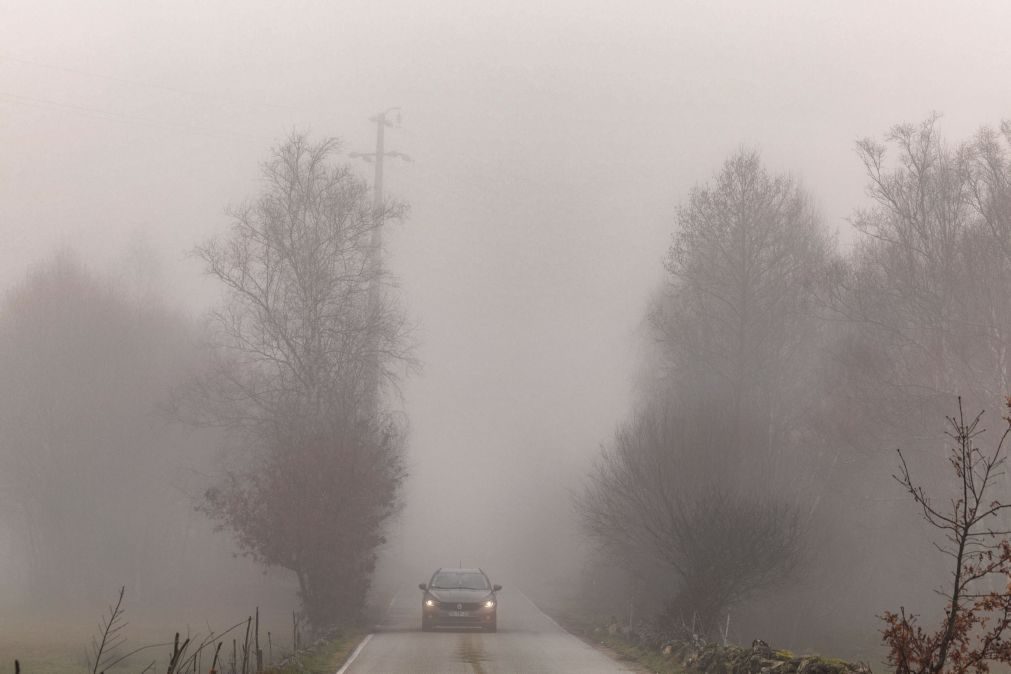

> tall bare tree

[
  {"left": 182, "top": 133, "right": 413, "bottom": 627},
  {"left": 580, "top": 150, "right": 823, "bottom": 638},
  {"left": 806, "top": 116, "right": 1011, "bottom": 651},
  {"left": 836, "top": 116, "right": 1011, "bottom": 436},
  {"left": 654, "top": 148, "right": 831, "bottom": 458}
]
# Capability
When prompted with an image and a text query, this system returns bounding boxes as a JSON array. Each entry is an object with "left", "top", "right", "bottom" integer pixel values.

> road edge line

[
  {"left": 386, "top": 589, "right": 400, "bottom": 613},
  {"left": 335, "top": 632, "right": 373, "bottom": 674},
  {"left": 516, "top": 589, "right": 648, "bottom": 672},
  {"left": 515, "top": 588, "right": 563, "bottom": 629}
]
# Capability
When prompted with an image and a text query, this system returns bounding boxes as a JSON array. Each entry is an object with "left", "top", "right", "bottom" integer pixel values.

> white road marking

[
  {"left": 386, "top": 588, "right": 400, "bottom": 613},
  {"left": 516, "top": 588, "right": 564, "bottom": 629},
  {"left": 336, "top": 587, "right": 398, "bottom": 672},
  {"left": 335, "top": 633, "right": 373, "bottom": 674}
]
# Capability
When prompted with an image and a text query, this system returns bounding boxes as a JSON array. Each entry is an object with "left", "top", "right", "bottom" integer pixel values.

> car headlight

[
  {"left": 425, "top": 599, "right": 436, "bottom": 607},
  {"left": 484, "top": 600, "right": 495, "bottom": 608}
]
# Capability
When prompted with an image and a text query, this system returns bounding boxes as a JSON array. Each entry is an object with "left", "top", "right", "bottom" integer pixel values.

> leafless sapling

[{"left": 882, "top": 397, "right": 1011, "bottom": 674}]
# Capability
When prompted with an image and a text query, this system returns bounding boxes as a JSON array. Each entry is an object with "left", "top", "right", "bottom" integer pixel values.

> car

[{"left": 419, "top": 567, "right": 502, "bottom": 632}]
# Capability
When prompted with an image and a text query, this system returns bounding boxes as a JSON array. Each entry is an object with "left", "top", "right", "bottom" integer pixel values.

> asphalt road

[{"left": 339, "top": 586, "right": 642, "bottom": 673}]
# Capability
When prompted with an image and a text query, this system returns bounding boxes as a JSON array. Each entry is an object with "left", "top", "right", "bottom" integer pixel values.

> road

[{"left": 340, "top": 586, "right": 642, "bottom": 673}]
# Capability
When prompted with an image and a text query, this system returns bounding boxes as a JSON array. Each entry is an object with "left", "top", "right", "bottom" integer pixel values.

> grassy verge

[
  {"left": 566, "top": 626, "right": 868, "bottom": 674},
  {"left": 2, "top": 622, "right": 368, "bottom": 674},
  {"left": 2, "top": 647, "right": 84, "bottom": 674},
  {"left": 547, "top": 606, "right": 869, "bottom": 674},
  {"left": 594, "top": 632, "right": 685, "bottom": 673},
  {"left": 2, "top": 630, "right": 366, "bottom": 674},
  {"left": 265, "top": 631, "right": 364, "bottom": 674},
  {"left": 544, "top": 609, "right": 678, "bottom": 673}
]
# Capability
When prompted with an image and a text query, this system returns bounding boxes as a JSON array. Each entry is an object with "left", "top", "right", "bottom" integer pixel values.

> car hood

[{"left": 427, "top": 588, "right": 493, "bottom": 603}]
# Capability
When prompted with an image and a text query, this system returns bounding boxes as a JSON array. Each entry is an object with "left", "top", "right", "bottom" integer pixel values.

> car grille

[{"left": 435, "top": 601, "right": 482, "bottom": 611}]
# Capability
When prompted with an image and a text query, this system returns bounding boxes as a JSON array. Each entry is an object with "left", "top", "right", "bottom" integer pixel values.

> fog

[{"left": 3, "top": 0, "right": 1011, "bottom": 665}]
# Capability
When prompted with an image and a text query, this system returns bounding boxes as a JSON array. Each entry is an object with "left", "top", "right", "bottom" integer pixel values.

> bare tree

[
  {"left": 837, "top": 116, "right": 1011, "bottom": 434},
  {"left": 655, "top": 148, "right": 831, "bottom": 443},
  {"left": 578, "top": 406, "right": 804, "bottom": 637},
  {"left": 579, "top": 150, "right": 823, "bottom": 639},
  {"left": 882, "top": 399, "right": 1011, "bottom": 674},
  {"left": 775, "top": 116, "right": 1011, "bottom": 652},
  {"left": 181, "top": 132, "right": 413, "bottom": 628}
]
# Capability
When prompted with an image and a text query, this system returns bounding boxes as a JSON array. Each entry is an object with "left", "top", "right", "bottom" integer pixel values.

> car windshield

[{"left": 430, "top": 572, "right": 490, "bottom": 590}]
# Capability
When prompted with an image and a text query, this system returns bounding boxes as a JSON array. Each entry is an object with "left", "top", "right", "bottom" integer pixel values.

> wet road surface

[{"left": 340, "top": 586, "right": 641, "bottom": 673}]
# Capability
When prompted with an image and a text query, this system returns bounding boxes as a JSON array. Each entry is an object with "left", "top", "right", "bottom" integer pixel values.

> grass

[
  {"left": 264, "top": 632, "right": 363, "bottom": 674},
  {"left": 596, "top": 633, "right": 685, "bottom": 674},
  {"left": 0, "top": 623, "right": 98, "bottom": 674},
  {"left": 1, "top": 609, "right": 297, "bottom": 674},
  {"left": 3, "top": 632, "right": 365, "bottom": 674},
  {"left": 2, "top": 645, "right": 86, "bottom": 674},
  {"left": 1, "top": 643, "right": 166, "bottom": 674},
  {"left": 0, "top": 584, "right": 368, "bottom": 674},
  {"left": 544, "top": 609, "right": 685, "bottom": 674}
]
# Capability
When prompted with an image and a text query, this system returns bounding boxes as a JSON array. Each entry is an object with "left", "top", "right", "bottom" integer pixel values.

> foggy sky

[{"left": 4, "top": 0, "right": 1011, "bottom": 576}]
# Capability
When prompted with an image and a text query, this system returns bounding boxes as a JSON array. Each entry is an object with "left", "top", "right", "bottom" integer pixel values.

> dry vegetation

[{"left": 3, "top": 586, "right": 359, "bottom": 674}]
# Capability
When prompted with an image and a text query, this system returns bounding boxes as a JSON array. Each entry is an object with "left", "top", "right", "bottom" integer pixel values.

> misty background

[{"left": 3, "top": 0, "right": 1011, "bottom": 662}]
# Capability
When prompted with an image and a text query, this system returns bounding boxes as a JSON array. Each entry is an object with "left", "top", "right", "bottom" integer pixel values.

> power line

[
  {"left": 0, "top": 51, "right": 298, "bottom": 113},
  {"left": 0, "top": 91, "right": 272, "bottom": 142}
]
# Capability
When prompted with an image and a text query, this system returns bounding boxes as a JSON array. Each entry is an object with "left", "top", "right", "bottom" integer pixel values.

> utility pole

[{"left": 350, "top": 108, "right": 410, "bottom": 414}]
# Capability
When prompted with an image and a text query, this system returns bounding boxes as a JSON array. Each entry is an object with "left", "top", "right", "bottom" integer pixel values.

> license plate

[{"left": 448, "top": 610, "right": 469, "bottom": 617}]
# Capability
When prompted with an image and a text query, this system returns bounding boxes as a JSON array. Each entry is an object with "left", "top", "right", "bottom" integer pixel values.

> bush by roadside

[{"left": 561, "top": 616, "right": 871, "bottom": 674}]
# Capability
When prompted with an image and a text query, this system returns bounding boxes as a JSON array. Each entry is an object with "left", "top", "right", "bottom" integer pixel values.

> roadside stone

[{"left": 590, "top": 618, "right": 868, "bottom": 674}]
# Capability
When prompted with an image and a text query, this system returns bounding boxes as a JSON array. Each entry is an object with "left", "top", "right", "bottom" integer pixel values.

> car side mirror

[
  {"left": 492, "top": 584, "right": 502, "bottom": 592},
  {"left": 419, "top": 583, "right": 427, "bottom": 591}
]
